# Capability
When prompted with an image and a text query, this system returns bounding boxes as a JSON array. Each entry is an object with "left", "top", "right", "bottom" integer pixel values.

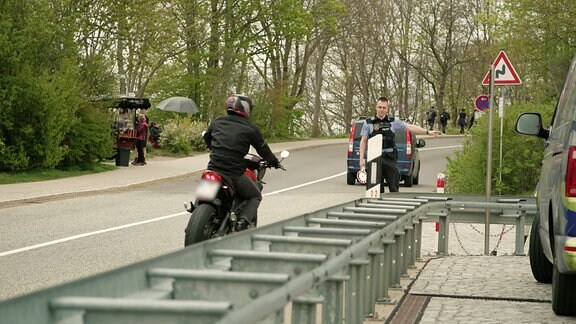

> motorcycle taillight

[
  {"left": 245, "top": 168, "right": 257, "bottom": 181},
  {"left": 202, "top": 171, "right": 222, "bottom": 182}
]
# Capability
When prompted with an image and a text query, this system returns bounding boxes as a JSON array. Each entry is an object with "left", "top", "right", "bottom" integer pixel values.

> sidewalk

[
  {"left": 377, "top": 255, "right": 564, "bottom": 323},
  {"left": 0, "top": 138, "right": 348, "bottom": 207}
]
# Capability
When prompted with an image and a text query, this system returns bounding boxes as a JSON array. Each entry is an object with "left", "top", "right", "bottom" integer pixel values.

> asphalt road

[{"left": 0, "top": 137, "right": 462, "bottom": 301}]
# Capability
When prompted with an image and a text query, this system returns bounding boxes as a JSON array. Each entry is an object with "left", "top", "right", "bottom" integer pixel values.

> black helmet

[{"left": 226, "top": 94, "right": 254, "bottom": 119}]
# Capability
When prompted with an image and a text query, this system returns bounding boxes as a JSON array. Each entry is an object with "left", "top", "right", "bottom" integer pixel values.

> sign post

[
  {"left": 365, "top": 134, "right": 382, "bottom": 198},
  {"left": 481, "top": 51, "right": 522, "bottom": 255}
]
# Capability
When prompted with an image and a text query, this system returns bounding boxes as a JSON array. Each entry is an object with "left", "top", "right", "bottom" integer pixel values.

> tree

[{"left": 0, "top": 0, "right": 114, "bottom": 172}]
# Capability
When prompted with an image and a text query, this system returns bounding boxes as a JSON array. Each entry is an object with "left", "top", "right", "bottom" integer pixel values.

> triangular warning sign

[{"left": 482, "top": 51, "right": 522, "bottom": 85}]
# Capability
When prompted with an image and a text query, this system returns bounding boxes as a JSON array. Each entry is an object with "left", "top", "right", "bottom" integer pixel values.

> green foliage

[
  {"left": 498, "top": 0, "right": 576, "bottom": 98},
  {"left": 446, "top": 101, "right": 555, "bottom": 195},
  {"left": 159, "top": 118, "right": 208, "bottom": 155},
  {"left": 0, "top": 1, "right": 115, "bottom": 172},
  {"left": 59, "top": 100, "right": 116, "bottom": 169},
  {"left": 0, "top": 139, "right": 28, "bottom": 171}
]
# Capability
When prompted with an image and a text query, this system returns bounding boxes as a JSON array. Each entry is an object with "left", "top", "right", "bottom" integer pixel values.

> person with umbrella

[{"left": 203, "top": 94, "right": 280, "bottom": 231}]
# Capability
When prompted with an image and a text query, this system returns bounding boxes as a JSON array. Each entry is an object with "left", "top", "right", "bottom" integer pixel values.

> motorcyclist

[{"left": 203, "top": 94, "right": 280, "bottom": 231}]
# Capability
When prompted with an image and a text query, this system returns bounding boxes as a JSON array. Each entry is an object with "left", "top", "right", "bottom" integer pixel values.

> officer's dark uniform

[{"left": 366, "top": 116, "right": 401, "bottom": 192}]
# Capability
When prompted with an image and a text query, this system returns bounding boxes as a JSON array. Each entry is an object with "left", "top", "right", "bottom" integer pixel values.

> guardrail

[{"left": 0, "top": 193, "right": 536, "bottom": 323}]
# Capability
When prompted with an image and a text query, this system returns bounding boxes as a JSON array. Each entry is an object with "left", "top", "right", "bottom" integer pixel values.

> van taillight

[
  {"left": 405, "top": 129, "right": 412, "bottom": 158},
  {"left": 566, "top": 147, "right": 576, "bottom": 197},
  {"left": 348, "top": 124, "right": 355, "bottom": 157}
]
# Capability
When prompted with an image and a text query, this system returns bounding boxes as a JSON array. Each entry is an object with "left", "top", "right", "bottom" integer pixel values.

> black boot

[{"left": 235, "top": 217, "right": 250, "bottom": 232}]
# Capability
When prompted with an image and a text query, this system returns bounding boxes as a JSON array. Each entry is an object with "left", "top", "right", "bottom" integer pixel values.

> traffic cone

[{"left": 436, "top": 173, "right": 445, "bottom": 193}]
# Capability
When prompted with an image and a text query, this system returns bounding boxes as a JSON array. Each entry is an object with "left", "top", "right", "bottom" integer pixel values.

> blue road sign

[{"left": 475, "top": 95, "right": 490, "bottom": 111}]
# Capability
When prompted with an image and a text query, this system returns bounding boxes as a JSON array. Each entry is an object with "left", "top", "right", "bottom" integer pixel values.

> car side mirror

[
  {"left": 417, "top": 139, "right": 426, "bottom": 148},
  {"left": 515, "top": 113, "right": 548, "bottom": 139}
]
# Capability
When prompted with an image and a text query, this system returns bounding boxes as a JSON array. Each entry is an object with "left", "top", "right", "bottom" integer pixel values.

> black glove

[{"left": 269, "top": 158, "right": 281, "bottom": 169}]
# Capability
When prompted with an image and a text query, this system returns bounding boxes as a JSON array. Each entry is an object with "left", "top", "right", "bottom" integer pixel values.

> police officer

[{"left": 359, "top": 96, "right": 440, "bottom": 193}]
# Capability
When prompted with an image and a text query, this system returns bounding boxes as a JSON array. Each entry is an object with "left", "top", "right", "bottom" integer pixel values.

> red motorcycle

[{"left": 184, "top": 150, "right": 288, "bottom": 246}]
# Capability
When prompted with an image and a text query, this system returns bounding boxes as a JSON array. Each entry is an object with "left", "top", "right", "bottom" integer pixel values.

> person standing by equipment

[
  {"left": 133, "top": 114, "right": 148, "bottom": 166},
  {"left": 359, "top": 96, "right": 440, "bottom": 193}
]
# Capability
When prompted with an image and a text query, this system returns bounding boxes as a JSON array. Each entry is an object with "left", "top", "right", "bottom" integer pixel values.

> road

[{"left": 0, "top": 136, "right": 461, "bottom": 301}]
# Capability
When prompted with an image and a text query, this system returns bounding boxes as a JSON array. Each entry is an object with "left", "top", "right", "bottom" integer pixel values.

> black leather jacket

[{"left": 204, "top": 114, "right": 277, "bottom": 177}]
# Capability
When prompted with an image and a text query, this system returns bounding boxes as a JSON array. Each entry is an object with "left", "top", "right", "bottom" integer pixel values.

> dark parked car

[
  {"left": 515, "top": 54, "right": 576, "bottom": 315},
  {"left": 346, "top": 118, "right": 425, "bottom": 186}
]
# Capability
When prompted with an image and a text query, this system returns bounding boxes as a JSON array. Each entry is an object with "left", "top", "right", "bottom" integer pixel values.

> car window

[
  {"left": 354, "top": 119, "right": 409, "bottom": 143},
  {"left": 394, "top": 129, "right": 406, "bottom": 142},
  {"left": 354, "top": 121, "right": 364, "bottom": 139},
  {"left": 555, "top": 59, "right": 576, "bottom": 127}
]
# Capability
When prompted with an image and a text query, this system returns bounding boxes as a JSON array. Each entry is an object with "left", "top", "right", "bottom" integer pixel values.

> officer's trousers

[{"left": 381, "top": 155, "right": 400, "bottom": 193}]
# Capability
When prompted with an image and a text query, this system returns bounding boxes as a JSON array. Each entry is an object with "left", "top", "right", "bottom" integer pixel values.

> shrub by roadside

[{"left": 159, "top": 118, "right": 207, "bottom": 155}]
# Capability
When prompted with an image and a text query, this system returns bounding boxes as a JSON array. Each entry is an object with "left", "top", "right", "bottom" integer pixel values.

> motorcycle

[{"left": 184, "top": 150, "right": 289, "bottom": 246}]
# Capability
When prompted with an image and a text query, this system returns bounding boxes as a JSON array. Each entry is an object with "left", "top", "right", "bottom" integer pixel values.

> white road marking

[
  {"left": 0, "top": 213, "right": 186, "bottom": 257},
  {"left": 264, "top": 172, "right": 346, "bottom": 196}
]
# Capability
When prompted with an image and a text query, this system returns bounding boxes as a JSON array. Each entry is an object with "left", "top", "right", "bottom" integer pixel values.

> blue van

[
  {"left": 346, "top": 118, "right": 425, "bottom": 186},
  {"left": 515, "top": 55, "right": 576, "bottom": 315}
]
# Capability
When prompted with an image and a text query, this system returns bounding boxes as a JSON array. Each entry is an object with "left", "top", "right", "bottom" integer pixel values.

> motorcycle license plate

[{"left": 195, "top": 180, "right": 220, "bottom": 200}]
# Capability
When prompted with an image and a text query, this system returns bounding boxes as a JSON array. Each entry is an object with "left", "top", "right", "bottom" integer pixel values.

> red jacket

[{"left": 136, "top": 121, "right": 148, "bottom": 141}]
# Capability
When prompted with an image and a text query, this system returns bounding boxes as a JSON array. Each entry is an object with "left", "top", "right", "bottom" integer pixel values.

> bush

[
  {"left": 446, "top": 101, "right": 555, "bottom": 195},
  {"left": 159, "top": 118, "right": 207, "bottom": 155},
  {"left": 0, "top": 139, "right": 29, "bottom": 171}
]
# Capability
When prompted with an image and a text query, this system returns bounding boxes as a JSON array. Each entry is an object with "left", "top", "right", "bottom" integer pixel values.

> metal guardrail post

[
  {"left": 346, "top": 258, "right": 369, "bottom": 323},
  {"left": 366, "top": 247, "right": 384, "bottom": 316},
  {"left": 515, "top": 210, "right": 527, "bottom": 255},
  {"left": 318, "top": 276, "right": 348, "bottom": 323},
  {"left": 292, "top": 295, "right": 323, "bottom": 324},
  {"left": 393, "top": 231, "right": 405, "bottom": 287},
  {"left": 377, "top": 239, "right": 395, "bottom": 303},
  {"left": 437, "top": 213, "right": 450, "bottom": 255},
  {"left": 404, "top": 225, "right": 414, "bottom": 271},
  {"left": 415, "top": 216, "right": 424, "bottom": 260}
]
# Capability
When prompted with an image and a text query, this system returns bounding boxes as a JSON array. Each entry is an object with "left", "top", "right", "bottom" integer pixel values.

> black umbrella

[{"left": 156, "top": 96, "right": 199, "bottom": 114}]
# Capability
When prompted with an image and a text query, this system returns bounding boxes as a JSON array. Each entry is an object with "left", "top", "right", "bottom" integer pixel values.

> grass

[
  {"left": 0, "top": 146, "right": 203, "bottom": 185},
  {"left": 0, "top": 164, "right": 117, "bottom": 185}
]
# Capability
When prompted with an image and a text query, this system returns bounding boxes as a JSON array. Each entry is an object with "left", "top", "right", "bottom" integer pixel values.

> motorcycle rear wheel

[{"left": 184, "top": 204, "right": 219, "bottom": 246}]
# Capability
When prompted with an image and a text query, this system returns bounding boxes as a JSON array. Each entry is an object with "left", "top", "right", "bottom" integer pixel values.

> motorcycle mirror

[{"left": 280, "top": 150, "right": 289, "bottom": 158}]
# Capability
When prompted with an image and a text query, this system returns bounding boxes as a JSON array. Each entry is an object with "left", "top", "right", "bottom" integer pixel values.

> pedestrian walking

[
  {"left": 457, "top": 109, "right": 467, "bottom": 134},
  {"left": 427, "top": 106, "right": 437, "bottom": 131},
  {"left": 468, "top": 109, "right": 476, "bottom": 129},
  {"left": 440, "top": 109, "right": 451, "bottom": 134}
]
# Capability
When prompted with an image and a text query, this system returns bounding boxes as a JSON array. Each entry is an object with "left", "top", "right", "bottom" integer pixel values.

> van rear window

[
  {"left": 394, "top": 129, "right": 407, "bottom": 141},
  {"left": 354, "top": 121, "right": 364, "bottom": 138},
  {"left": 354, "top": 119, "right": 409, "bottom": 141}
]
